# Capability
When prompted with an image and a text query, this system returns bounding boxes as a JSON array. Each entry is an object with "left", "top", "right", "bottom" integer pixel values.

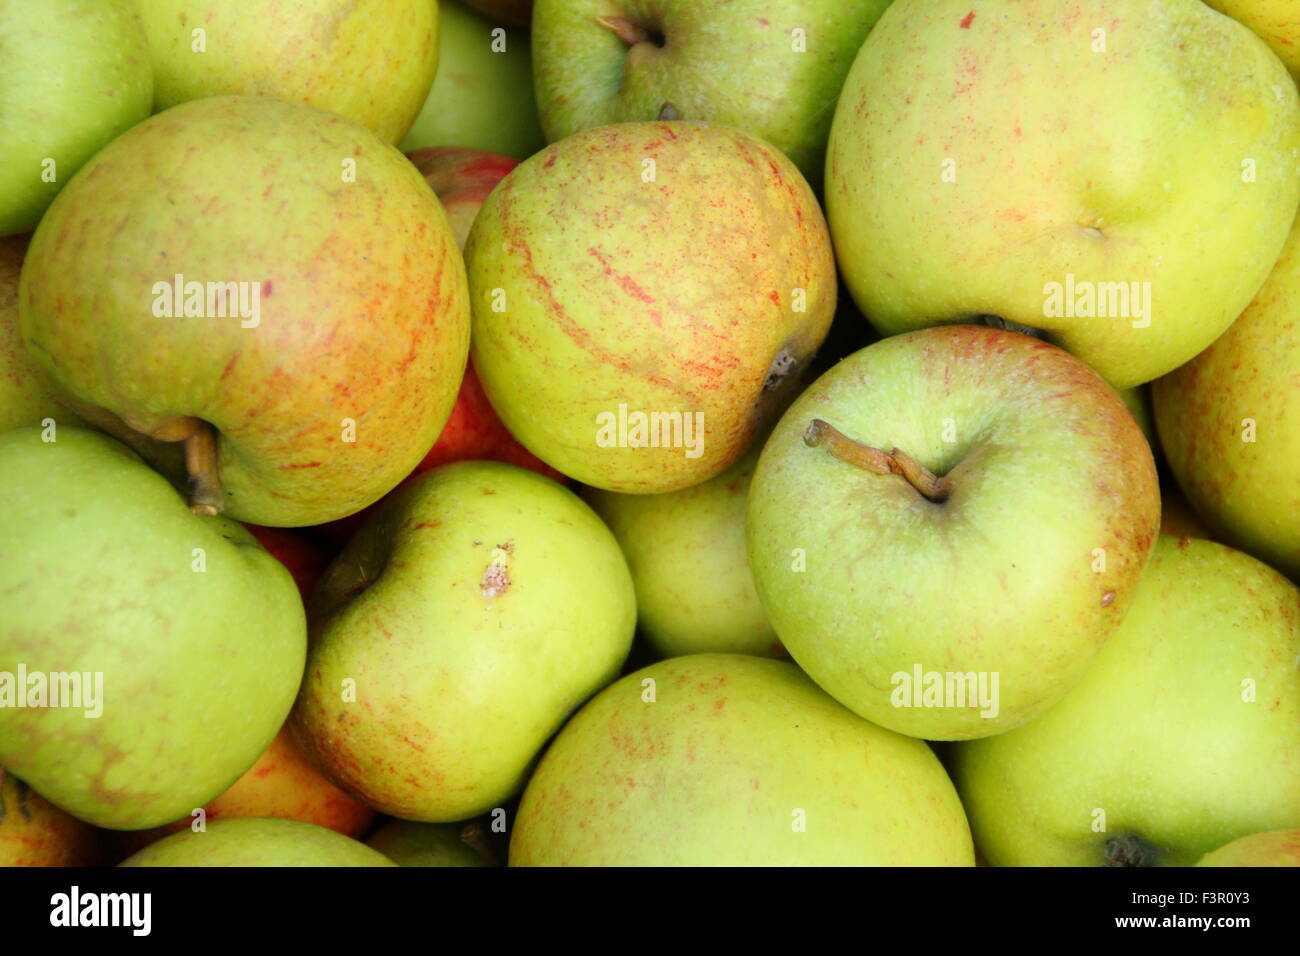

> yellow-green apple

[
  {"left": 0, "top": 769, "right": 102, "bottom": 866},
  {"left": 0, "top": 0, "right": 153, "bottom": 236},
  {"left": 465, "top": 121, "right": 836, "bottom": 493},
  {"left": 131, "top": 0, "right": 439, "bottom": 144},
  {"left": 19, "top": 95, "right": 470, "bottom": 526},
  {"left": 1206, "top": 1, "right": 1300, "bottom": 77},
  {"left": 826, "top": 0, "right": 1300, "bottom": 388},
  {"left": 409, "top": 146, "right": 521, "bottom": 249},
  {"left": 402, "top": 0, "right": 545, "bottom": 159},
  {"left": 0, "top": 235, "right": 81, "bottom": 432},
  {"left": 462, "top": 0, "right": 531, "bottom": 27},
  {"left": 1195, "top": 829, "right": 1300, "bottom": 867},
  {"left": 0, "top": 428, "right": 306, "bottom": 830},
  {"left": 952, "top": 536, "right": 1300, "bottom": 866},
  {"left": 1153, "top": 216, "right": 1300, "bottom": 579},
  {"left": 747, "top": 325, "right": 1160, "bottom": 740},
  {"left": 242, "top": 525, "right": 330, "bottom": 606},
  {"left": 510, "top": 653, "right": 975, "bottom": 865},
  {"left": 367, "top": 820, "right": 492, "bottom": 866},
  {"left": 532, "top": 0, "right": 893, "bottom": 185},
  {"left": 292, "top": 461, "right": 635, "bottom": 821},
  {"left": 119, "top": 818, "right": 395, "bottom": 867},
  {"left": 585, "top": 440, "right": 784, "bottom": 660}
]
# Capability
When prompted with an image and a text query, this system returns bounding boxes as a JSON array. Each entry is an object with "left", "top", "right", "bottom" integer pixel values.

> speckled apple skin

[
  {"left": 465, "top": 121, "right": 836, "bottom": 493},
  {"left": 19, "top": 96, "right": 470, "bottom": 527},
  {"left": 510, "top": 654, "right": 975, "bottom": 866}
]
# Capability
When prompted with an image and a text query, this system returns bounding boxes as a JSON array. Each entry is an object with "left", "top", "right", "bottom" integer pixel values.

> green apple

[
  {"left": 402, "top": 0, "right": 545, "bottom": 159},
  {"left": 292, "top": 461, "right": 635, "bottom": 822},
  {"left": 1195, "top": 829, "right": 1300, "bottom": 867},
  {"left": 585, "top": 440, "right": 783, "bottom": 660},
  {"left": 132, "top": 0, "right": 438, "bottom": 144},
  {"left": 532, "top": 0, "right": 893, "bottom": 185},
  {"left": 825, "top": 0, "right": 1300, "bottom": 388},
  {"left": 1119, "top": 387, "right": 1157, "bottom": 459},
  {"left": 120, "top": 818, "right": 394, "bottom": 866},
  {"left": 0, "top": 0, "right": 153, "bottom": 236},
  {"left": 367, "top": 820, "right": 491, "bottom": 866},
  {"left": 19, "top": 95, "right": 470, "bottom": 527},
  {"left": 0, "top": 427, "right": 306, "bottom": 830},
  {"left": 0, "top": 235, "right": 81, "bottom": 433},
  {"left": 1206, "top": 1, "right": 1300, "bottom": 77},
  {"left": 465, "top": 120, "right": 836, "bottom": 493},
  {"left": 510, "top": 653, "right": 975, "bottom": 865},
  {"left": 462, "top": 0, "right": 531, "bottom": 28},
  {"left": 952, "top": 536, "right": 1300, "bottom": 866},
  {"left": 1153, "top": 216, "right": 1300, "bottom": 579},
  {"left": 747, "top": 325, "right": 1160, "bottom": 740}
]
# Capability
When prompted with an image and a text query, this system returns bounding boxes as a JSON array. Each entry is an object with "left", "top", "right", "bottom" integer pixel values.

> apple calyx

[
  {"left": 657, "top": 102, "right": 683, "bottom": 121},
  {"left": 180, "top": 420, "right": 224, "bottom": 516},
  {"left": 803, "top": 419, "right": 952, "bottom": 503},
  {"left": 1104, "top": 834, "right": 1157, "bottom": 867},
  {"left": 596, "top": 15, "right": 664, "bottom": 48}
]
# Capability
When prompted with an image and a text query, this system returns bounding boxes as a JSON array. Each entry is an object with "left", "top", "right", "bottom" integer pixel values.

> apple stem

[
  {"left": 597, "top": 15, "right": 651, "bottom": 46},
  {"left": 803, "top": 419, "right": 952, "bottom": 503},
  {"left": 460, "top": 821, "right": 500, "bottom": 867},
  {"left": 183, "top": 422, "right": 224, "bottom": 517}
]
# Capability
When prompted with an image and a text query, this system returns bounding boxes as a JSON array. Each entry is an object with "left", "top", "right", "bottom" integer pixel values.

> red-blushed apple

[
  {"left": 1195, "top": 829, "right": 1300, "bottom": 867},
  {"left": 408, "top": 147, "right": 520, "bottom": 249},
  {"left": 465, "top": 121, "right": 837, "bottom": 494},
  {"left": 748, "top": 325, "right": 1161, "bottom": 740},
  {"left": 18, "top": 95, "right": 470, "bottom": 527},
  {"left": 0, "top": 768, "right": 102, "bottom": 867}
]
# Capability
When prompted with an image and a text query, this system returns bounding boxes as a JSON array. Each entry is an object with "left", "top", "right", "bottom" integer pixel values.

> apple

[
  {"left": 825, "top": 0, "right": 1300, "bottom": 389},
  {"left": 510, "top": 653, "right": 975, "bottom": 865},
  {"left": 585, "top": 439, "right": 784, "bottom": 660},
  {"left": 531, "top": 0, "right": 893, "bottom": 185},
  {"left": 0, "top": 427, "right": 306, "bottom": 830},
  {"left": 0, "top": 235, "right": 82, "bottom": 433},
  {"left": 1119, "top": 387, "right": 1158, "bottom": 460},
  {"left": 401, "top": 1, "right": 545, "bottom": 159},
  {"left": 18, "top": 95, "right": 470, "bottom": 527},
  {"left": 747, "top": 325, "right": 1160, "bottom": 740},
  {"left": 131, "top": 0, "right": 439, "bottom": 144},
  {"left": 292, "top": 461, "right": 635, "bottom": 822},
  {"left": 366, "top": 820, "right": 492, "bottom": 866},
  {"left": 1152, "top": 216, "right": 1300, "bottom": 580},
  {"left": 951, "top": 536, "right": 1300, "bottom": 866},
  {"left": 465, "top": 120, "right": 836, "bottom": 493},
  {"left": 0, "top": 768, "right": 102, "bottom": 867},
  {"left": 461, "top": 0, "right": 531, "bottom": 28},
  {"left": 0, "top": 0, "right": 153, "bottom": 236},
  {"left": 1195, "top": 829, "right": 1300, "bottom": 867},
  {"left": 119, "top": 818, "right": 395, "bottom": 867},
  {"left": 408, "top": 147, "right": 521, "bottom": 249},
  {"left": 242, "top": 525, "right": 329, "bottom": 606},
  {"left": 1206, "top": 1, "right": 1300, "bottom": 78}
]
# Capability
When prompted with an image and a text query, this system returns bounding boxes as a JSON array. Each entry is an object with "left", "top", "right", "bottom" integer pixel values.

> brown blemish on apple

[
  {"left": 481, "top": 559, "right": 510, "bottom": 599},
  {"left": 1101, "top": 590, "right": 1116, "bottom": 606}
]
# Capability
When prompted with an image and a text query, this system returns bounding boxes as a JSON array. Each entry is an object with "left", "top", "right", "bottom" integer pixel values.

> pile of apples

[{"left": 1, "top": 0, "right": 1298, "bottom": 869}]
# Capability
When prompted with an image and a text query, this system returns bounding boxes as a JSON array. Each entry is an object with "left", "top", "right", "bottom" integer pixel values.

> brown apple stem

[
  {"left": 460, "top": 821, "right": 500, "bottom": 867},
  {"left": 803, "top": 419, "right": 952, "bottom": 503},
  {"left": 183, "top": 422, "right": 224, "bottom": 516},
  {"left": 596, "top": 15, "right": 651, "bottom": 46},
  {"left": 657, "top": 101, "right": 682, "bottom": 121}
]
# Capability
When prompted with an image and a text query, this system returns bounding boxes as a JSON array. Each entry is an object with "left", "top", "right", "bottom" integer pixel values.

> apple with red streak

[{"left": 408, "top": 147, "right": 520, "bottom": 249}]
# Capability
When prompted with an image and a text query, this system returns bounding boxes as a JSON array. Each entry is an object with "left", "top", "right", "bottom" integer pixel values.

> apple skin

[
  {"left": 747, "top": 325, "right": 1160, "bottom": 740},
  {"left": 1153, "top": 216, "right": 1300, "bottom": 580},
  {"left": 119, "top": 818, "right": 395, "bottom": 867},
  {"left": 825, "top": 0, "right": 1300, "bottom": 389},
  {"left": 585, "top": 440, "right": 784, "bottom": 660},
  {"left": 292, "top": 461, "right": 635, "bottom": 822},
  {"left": 952, "top": 536, "right": 1300, "bottom": 866},
  {"left": 366, "top": 820, "right": 490, "bottom": 866},
  {"left": 461, "top": 0, "right": 532, "bottom": 28},
  {"left": 242, "top": 525, "right": 329, "bottom": 606},
  {"left": 465, "top": 121, "right": 836, "bottom": 493},
  {"left": 1206, "top": 1, "right": 1300, "bottom": 77},
  {"left": 401, "top": 1, "right": 545, "bottom": 159},
  {"left": 19, "top": 95, "right": 470, "bottom": 527},
  {"left": 132, "top": 0, "right": 438, "bottom": 145},
  {"left": 0, "top": 427, "right": 307, "bottom": 830},
  {"left": 1195, "top": 829, "right": 1300, "bottom": 867},
  {"left": 0, "top": 0, "right": 153, "bottom": 236},
  {"left": 0, "top": 769, "right": 102, "bottom": 867},
  {"left": 408, "top": 147, "right": 521, "bottom": 252},
  {"left": 510, "top": 653, "right": 975, "bottom": 866},
  {"left": 0, "top": 235, "right": 82, "bottom": 433},
  {"left": 531, "top": 0, "right": 893, "bottom": 186}
]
